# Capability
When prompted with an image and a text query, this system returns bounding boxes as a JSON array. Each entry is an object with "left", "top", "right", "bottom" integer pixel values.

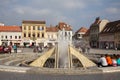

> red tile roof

[
  {"left": 83, "top": 29, "right": 90, "bottom": 36},
  {"left": 0, "top": 26, "right": 22, "bottom": 32},
  {"left": 22, "top": 20, "right": 46, "bottom": 24},
  {"left": 76, "top": 27, "right": 88, "bottom": 33},
  {"left": 57, "top": 22, "right": 72, "bottom": 31},
  {"left": 46, "top": 26, "right": 59, "bottom": 32}
]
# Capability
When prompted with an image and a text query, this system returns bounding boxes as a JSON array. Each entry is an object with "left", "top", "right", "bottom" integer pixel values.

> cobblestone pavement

[
  {"left": 0, "top": 48, "right": 119, "bottom": 66},
  {"left": 0, "top": 53, "right": 40, "bottom": 66}
]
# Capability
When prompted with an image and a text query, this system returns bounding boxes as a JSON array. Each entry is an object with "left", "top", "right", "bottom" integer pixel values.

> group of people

[
  {"left": 0, "top": 44, "right": 17, "bottom": 54},
  {"left": 98, "top": 54, "right": 120, "bottom": 67}
]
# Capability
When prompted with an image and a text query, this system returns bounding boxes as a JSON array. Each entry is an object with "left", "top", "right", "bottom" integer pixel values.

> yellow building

[{"left": 22, "top": 20, "right": 46, "bottom": 47}]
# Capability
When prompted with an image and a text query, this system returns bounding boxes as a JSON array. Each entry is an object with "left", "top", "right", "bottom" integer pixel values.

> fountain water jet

[{"left": 57, "top": 28, "right": 71, "bottom": 68}]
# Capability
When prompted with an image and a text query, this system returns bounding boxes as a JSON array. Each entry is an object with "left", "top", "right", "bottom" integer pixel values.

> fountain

[{"left": 29, "top": 28, "right": 96, "bottom": 68}]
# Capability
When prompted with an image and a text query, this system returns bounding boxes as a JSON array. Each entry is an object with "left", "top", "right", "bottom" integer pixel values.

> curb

[
  {"left": 99, "top": 67, "right": 120, "bottom": 73},
  {"left": 0, "top": 65, "right": 30, "bottom": 73},
  {"left": 0, "top": 65, "right": 120, "bottom": 74}
]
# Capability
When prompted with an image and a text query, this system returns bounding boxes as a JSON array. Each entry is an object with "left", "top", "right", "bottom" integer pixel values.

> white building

[
  {"left": 0, "top": 26, "right": 22, "bottom": 46},
  {"left": 74, "top": 27, "right": 88, "bottom": 40},
  {"left": 46, "top": 22, "right": 73, "bottom": 47},
  {"left": 46, "top": 26, "right": 59, "bottom": 46}
]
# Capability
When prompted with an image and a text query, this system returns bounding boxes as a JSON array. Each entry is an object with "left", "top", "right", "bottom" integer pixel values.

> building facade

[
  {"left": 99, "top": 20, "right": 120, "bottom": 49},
  {"left": 115, "top": 32, "right": 120, "bottom": 49},
  {"left": 0, "top": 26, "right": 22, "bottom": 46},
  {"left": 46, "top": 26, "right": 59, "bottom": 46},
  {"left": 22, "top": 20, "right": 46, "bottom": 47},
  {"left": 89, "top": 17, "right": 109, "bottom": 48},
  {"left": 56, "top": 22, "right": 73, "bottom": 42},
  {"left": 83, "top": 29, "right": 90, "bottom": 46},
  {"left": 74, "top": 27, "right": 88, "bottom": 40},
  {"left": 46, "top": 22, "right": 73, "bottom": 46}
]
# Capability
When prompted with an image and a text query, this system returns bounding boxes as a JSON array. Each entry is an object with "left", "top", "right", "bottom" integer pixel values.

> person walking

[
  {"left": 13, "top": 44, "right": 17, "bottom": 53},
  {"left": 8, "top": 45, "right": 12, "bottom": 54}
]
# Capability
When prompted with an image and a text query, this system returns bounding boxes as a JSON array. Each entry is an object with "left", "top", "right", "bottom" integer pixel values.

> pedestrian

[
  {"left": 8, "top": 45, "right": 12, "bottom": 54},
  {"left": 98, "top": 54, "right": 108, "bottom": 67},
  {"left": 13, "top": 44, "right": 17, "bottom": 53},
  {"left": 87, "top": 46, "right": 90, "bottom": 54},
  {"left": 38, "top": 46, "right": 42, "bottom": 53}
]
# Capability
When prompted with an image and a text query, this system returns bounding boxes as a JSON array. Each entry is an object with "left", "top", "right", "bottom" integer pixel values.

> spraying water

[{"left": 58, "top": 28, "right": 70, "bottom": 68}]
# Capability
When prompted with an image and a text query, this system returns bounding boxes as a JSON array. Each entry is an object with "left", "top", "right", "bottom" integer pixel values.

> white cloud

[
  {"left": 105, "top": 7, "right": 119, "bottom": 14},
  {"left": 62, "top": 0, "right": 85, "bottom": 9},
  {"left": 15, "top": 8, "right": 24, "bottom": 14},
  {"left": 14, "top": 6, "right": 52, "bottom": 16}
]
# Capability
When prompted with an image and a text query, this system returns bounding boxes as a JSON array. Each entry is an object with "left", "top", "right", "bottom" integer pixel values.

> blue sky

[{"left": 0, "top": 0, "right": 120, "bottom": 32}]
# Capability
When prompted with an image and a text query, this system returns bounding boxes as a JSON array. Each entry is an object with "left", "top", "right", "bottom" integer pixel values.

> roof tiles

[
  {"left": 101, "top": 20, "right": 120, "bottom": 33},
  {"left": 0, "top": 26, "right": 22, "bottom": 32},
  {"left": 46, "top": 26, "right": 59, "bottom": 32},
  {"left": 76, "top": 27, "right": 88, "bottom": 33}
]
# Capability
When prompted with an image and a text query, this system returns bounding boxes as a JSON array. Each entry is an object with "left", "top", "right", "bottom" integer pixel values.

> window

[
  {"left": 48, "top": 35, "right": 50, "bottom": 39},
  {"left": 24, "top": 26, "right": 26, "bottom": 30},
  {"left": 15, "top": 36, "right": 17, "bottom": 39},
  {"left": 33, "top": 26, "right": 35, "bottom": 30},
  {"left": 5, "top": 36, "right": 7, "bottom": 39},
  {"left": 32, "top": 33, "right": 35, "bottom": 37},
  {"left": 38, "top": 26, "right": 40, "bottom": 30},
  {"left": 1, "top": 36, "right": 3, "bottom": 39},
  {"left": 42, "top": 27, "right": 44, "bottom": 30},
  {"left": 19, "top": 36, "right": 21, "bottom": 39},
  {"left": 28, "top": 33, "right": 31, "bottom": 37},
  {"left": 42, "top": 33, "right": 44, "bottom": 38},
  {"left": 65, "top": 32, "right": 67, "bottom": 36},
  {"left": 28, "top": 26, "right": 31, "bottom": 30},
  {"left": 69, "top": 32, "right": 71, "bottom": 36},
  {"left": 37, "top": 33, "right": 40, "bottom": 37},
  {"left": 39, "top": 26, "right": 43, "bottom": 30},
  {"left": 10, "top": 36, "right": 12, "bottom": 39},
  {"left": 24, "top": 33, "right": 26, "bottom": 37},
  {"left": 51, "top": 35, "right": 53, "bottom": 39}
]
